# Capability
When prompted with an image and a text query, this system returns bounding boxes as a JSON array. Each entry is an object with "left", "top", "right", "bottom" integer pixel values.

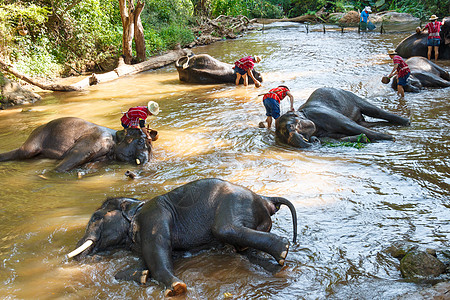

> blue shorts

[
  {"left": 234, "top": 66, "right": 248, "bottom": 75},
  {"left": 263, "top": 97, "right": 280, "bottom": 119},
  {"left": 398, "top": 72, "right": 410, "bottom": 86},
  {"left": 427, "top": 38, "right": 440, "bottom": 47}
]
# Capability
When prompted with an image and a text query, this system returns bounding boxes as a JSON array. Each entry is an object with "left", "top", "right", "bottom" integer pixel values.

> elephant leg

[
  {"left": 212, "top": 219, "right": 289, "bottom": 265},
  {"left": 138, "top": 208, "right": 186, "bottom": 296},
  {"left": 54, "top": 136, "right": 109, "bottom": 172},
  {"left": 356, "top": 99, "right": 410, "bottom": 126}
]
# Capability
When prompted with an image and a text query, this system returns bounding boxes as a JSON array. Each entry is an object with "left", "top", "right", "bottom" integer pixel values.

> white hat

[
  {"left": 365, "top": 6, "right": 372, "bottom": 12},
  {"left": 429, "top": 15, "right": 438, "bottom": 20},
  {"left": 147, "top": 101, "right": 160, "bottom": 115}
]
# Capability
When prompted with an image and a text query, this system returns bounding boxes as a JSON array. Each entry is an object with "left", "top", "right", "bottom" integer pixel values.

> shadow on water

[{"left": 0, "top": 22, "right": 449, "bottom": 299}]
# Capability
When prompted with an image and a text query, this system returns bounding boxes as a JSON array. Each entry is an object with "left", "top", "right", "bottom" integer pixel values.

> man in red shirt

[
  {"left": 121, "top": 101, "right": 159, "bottom": 140},
  {"left": 387, "top": 50, "right": 411, "bottom": 99},
  {"left": 234, "top": 55, "right": 261, "bottom": 87},
  {"left": 258, "top": 85, "right": 295, "bottom": 129},
  {"left": 420, "top": 15, "right": 443, "bottom": 62}
]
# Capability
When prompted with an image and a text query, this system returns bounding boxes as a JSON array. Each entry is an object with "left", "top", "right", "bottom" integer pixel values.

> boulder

[
  {"left": 400, "top": 250, "right": 447, "bottom": 279},
  {"left": 338, "top": 11, "right": 360, "bottom": 26},
  {"left": 0, "top": 75, "right": 41, "bottom": 109}
]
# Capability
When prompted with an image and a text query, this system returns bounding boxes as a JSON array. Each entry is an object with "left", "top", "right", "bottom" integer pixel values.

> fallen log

[
  {"left": 1, "top": 48, "right": 193, "bottom": 92},
  {"left": 0, "top": 58, "right": 82, "bottom": 91}
]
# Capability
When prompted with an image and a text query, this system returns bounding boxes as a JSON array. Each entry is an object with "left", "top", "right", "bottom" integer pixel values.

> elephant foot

[
  {"left": 164, "top": 281, "right": 187, "bottom": 297},
  {"left": 275, "top": 239, "right": 290, "bottom": 266}
]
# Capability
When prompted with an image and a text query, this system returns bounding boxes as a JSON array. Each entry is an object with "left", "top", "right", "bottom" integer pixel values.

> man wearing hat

[
  {"left": 420, "top": 15, "right": 443, "bottom": 62},
  {"left": 360, "top": 6, "right": 372, "bottom": 31},
  {"left": 121, "top": 101, "right": 159, "bottom": 140},
  {"left": 387, "top": 50, "right": 411, "bottom": 99},
  {"left": 234, "top": 55, "right": 262, "bottom": 87},
  {"left": 258, "top": 85, "right": 295, "bottom": 129}
]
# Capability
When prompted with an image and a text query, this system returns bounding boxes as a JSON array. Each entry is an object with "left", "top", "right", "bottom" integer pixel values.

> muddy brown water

[{"left": 0, "top": 23, "right": 449, "bottom": 299}]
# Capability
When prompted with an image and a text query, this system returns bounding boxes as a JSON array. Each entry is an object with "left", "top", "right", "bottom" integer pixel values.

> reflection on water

[{"left": 0, "top": 22, "right": 449, "bottom": 299}]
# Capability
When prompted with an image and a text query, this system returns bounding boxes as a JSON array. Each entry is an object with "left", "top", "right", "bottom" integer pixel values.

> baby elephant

[{"left": 68, "top": 178, "right": 298, "bottom": 296}]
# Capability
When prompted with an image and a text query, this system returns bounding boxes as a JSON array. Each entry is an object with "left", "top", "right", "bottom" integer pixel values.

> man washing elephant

[
  {"left": 234, "top": 55, "right": 262, "bottom": 87},
  {"left": 387, "top": 50, "right": 411, "bottom": 99},
  {"left": 258, "top": 85, "right": 295, "bottom": 129},
  {"left": 121, "top": 101, "right": 160, "bottom": 141},
  {"left": 420, "top": 14, "right": 443, "bottom": 62}
]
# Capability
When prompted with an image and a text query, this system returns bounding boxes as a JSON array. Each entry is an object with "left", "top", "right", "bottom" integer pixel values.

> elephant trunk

[{"left": 287, "top": 131, "right": 313, "bottom": 148}]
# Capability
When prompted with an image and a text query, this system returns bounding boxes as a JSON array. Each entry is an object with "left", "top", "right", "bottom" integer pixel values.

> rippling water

[{"left": 0, "top": 23, "right": 449, "bottom": 299}]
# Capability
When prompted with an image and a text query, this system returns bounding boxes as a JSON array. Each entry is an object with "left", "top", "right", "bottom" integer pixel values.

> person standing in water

[
  {"left": 420, "top": 14, "right": 443, "bottom": 62},
  {"left": 234, "top": 55, "right": 262, "bottom": 87},
  {"left": 259, "top": 85, "right": 295, "bottom": 129},
  {"left": 387, "top": 50, "right": 411, "bottom": 99}
]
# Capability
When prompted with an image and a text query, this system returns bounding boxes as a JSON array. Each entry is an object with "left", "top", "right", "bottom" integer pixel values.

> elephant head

[
  {"left": 114, "top": 128, "right": 154, "bottom": 166},
  {"left": 67, "top": 197, "right": 143, "bottom": 259},
  {"left": 275, "top": 111, "right": 317, "bottom": 148}
]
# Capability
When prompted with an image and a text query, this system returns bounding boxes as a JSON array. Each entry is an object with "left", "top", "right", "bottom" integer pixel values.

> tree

[{"left": 119, "top": 0, "right": 146, "bottom": 63}]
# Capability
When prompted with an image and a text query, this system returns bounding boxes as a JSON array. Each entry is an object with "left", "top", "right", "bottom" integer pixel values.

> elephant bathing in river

[
  {"left": 68, "top": 178, "right": 297, "bottom": 297},
  {"left": 391, "top": 56, "right": 450, "bottom": 92},
  {"left": 395, "top": 17, "right": 450, "bottom": 60},
  {"left": 0, "top": 117, "right": 157, "bottom": 172},
  {"left": 276, "top": 87, "right": 410, "bottom": 148},
  {"left": 175, "top": 53, "right": 263, "bottom": 84}
]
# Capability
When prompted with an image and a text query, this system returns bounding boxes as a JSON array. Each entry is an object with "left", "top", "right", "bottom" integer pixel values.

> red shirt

[
  {"left": 121, "top": 106, "right": 149, "bottom": 128},
  {"left": 425, "top": 21, "right": 442, "bottom": 39},
  {"left": 263, "top": 86, "right": 289, "bottom": 103},
  {"left": 234, "top": 56, "right": 256, "bottom": 71},
  {"left": 393, "top": 55, "right": 410, "bottom": 78}
]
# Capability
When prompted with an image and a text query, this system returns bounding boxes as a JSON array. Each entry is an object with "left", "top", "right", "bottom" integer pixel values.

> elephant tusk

[
  {"left": 182, "top": 56, "right": 191, "bottom": 69},
  {"left": 67, "top": 240, "right": 94, "bottom": 258},
  {"left": 136, "top": 158, "right": 141, "bottom": 165}
]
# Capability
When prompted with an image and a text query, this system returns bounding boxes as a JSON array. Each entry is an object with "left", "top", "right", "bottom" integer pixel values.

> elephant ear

[
  {"left": 100, "top": 197, "right": 143, "bottom": 220},
  {"left": 116, "top": 129, "right": 127, "bottom": 143}
]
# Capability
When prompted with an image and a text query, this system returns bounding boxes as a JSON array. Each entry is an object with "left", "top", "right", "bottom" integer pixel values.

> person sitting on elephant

[
  {"left": 121, "top": 101, "right": 159, "bottom": 141},
  {"left": 387, "top": 50, "right": 411, "bottom": 99},
  {"left": 259, "top": 85, "right": 295, "bottom": 129},
  {"left": 420, "top": 15, "right": 443, "bottom": 62},
  {"left": 234, "top": 55, "right": 262, "bottom": 87},
  {"left": 360, "top": 6, "right": 371, "bottom": 31}
]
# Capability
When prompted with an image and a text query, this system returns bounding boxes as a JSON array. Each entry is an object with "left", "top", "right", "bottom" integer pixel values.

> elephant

[
  {"left": 0, "top": 117, "right": 157, "bottom": 172},
  {"left": 391, "top": 56, "right": 450, "bottom": 92},
  {"left": 275, "top": 87, "right": 410, "bottom": 148},
  {"left": 395, "top": 17, "right": 450, "bottom": 60},
  {"left": 67, "top": 178, "right": 298, "bottom": 296},
  {"left": 175, "top": 53, "right": 263, "bottom": 84}
]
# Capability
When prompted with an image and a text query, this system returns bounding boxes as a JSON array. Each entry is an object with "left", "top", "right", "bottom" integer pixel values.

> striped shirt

[
  {"left": 393, "top": 55, "right": 410, "bottom": 78},
  {"left": 424, "top": 21, "right": 442, "bottom": 39},
  {"left": 235, "top": 56, "right": 256, "bottom": 71},
  {"left": 263, "top": 86, "right": 289, "bottom": 103},
  {"left": 121, "top": 106, "right": 149, "bottom": 128}
]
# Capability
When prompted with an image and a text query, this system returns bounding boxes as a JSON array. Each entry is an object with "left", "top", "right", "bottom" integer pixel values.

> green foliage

[
  {"left": 144, "top": 25, "right": 194, "bottom": 55},
  {"left": 210, "top": 0, "right": 284, "bottom": 18},
  {"left": 324, "top": 134, "right": 371, "bottom": 149}
]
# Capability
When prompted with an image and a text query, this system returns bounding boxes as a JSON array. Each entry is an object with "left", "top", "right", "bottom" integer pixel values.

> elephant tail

[{"left": 268, "top": 197, "right": 298, "bottom": 244}]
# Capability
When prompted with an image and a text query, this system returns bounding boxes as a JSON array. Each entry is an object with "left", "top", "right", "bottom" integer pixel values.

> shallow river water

[{"left": 0, "top": 23, "right": 449, "bottom": 299}]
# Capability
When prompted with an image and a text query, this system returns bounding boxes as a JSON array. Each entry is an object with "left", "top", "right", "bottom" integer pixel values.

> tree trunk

[
  {"left": 119, "top": 0, "right": 134, "bottom": 64},
  {"left": 134, "top": 0, "right": 146, "bottom": 62}
]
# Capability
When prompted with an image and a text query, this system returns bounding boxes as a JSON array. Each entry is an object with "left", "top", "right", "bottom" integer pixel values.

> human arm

[
  {"left": 247, "top": 69, "right": 261, "bottom": 87},
  {"left": 388, "top": 64, "right": 399, "bottom": 78},
  {"left": 286, "top": 91, "right": 295, "bottom": 111}
]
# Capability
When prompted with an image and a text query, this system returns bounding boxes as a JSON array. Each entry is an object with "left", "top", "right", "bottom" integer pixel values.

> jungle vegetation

[{"left": 0, "top": 0, "right": 448, "bottom": 77}]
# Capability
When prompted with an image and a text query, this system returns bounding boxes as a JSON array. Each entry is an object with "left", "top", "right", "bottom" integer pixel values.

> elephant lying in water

[
  {"left": 68, "top": 178, "right": 297, "bottom": 296},
  {"left": 391, "top": 56, "right": 450, "bottom": 92},
  {"left": 276, "top": 87, "right": 410, "bottom": 148},
  {"left": 395, "top": 17, "right": 450, "bottom": 60},
  {"left": 175, "top": 53, "right": 263, "bottom": 84},
  {"left": 0, "top": 117, "right": 157, "bottom": 172}
]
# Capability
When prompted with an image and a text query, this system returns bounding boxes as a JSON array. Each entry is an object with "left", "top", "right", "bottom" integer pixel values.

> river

[{"left": 0, "top": 22, "right": 449, "bottom": 299}]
